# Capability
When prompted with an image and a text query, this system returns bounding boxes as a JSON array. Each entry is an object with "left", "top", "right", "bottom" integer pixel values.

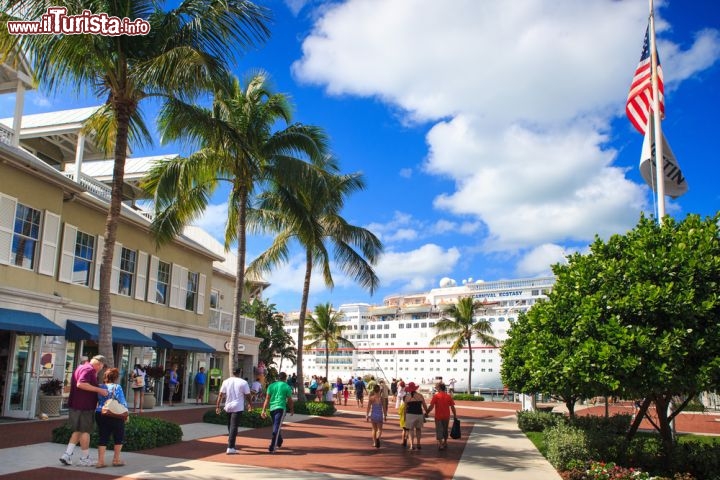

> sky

[{"left": 8, "top": 0, "right": 720, "bottom": 313}]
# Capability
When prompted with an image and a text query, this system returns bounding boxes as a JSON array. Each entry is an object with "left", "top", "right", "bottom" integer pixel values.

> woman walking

[
  {"left": 403, "top": 382, "right": 428, "bottom": 450},
  {"left": 95, "top": 368, "right": 128, "bottom": 468},
  {"left": 365, "top": 384, "right": 386, "bottom": 448},
  {"left": 130, "top": 364, "right": 145, "bottom": 413}
]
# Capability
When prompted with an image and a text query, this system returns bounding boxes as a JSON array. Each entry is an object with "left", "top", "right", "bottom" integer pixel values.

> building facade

[{"left": 0, "top": 51, "right": 263, "bottom": 418}]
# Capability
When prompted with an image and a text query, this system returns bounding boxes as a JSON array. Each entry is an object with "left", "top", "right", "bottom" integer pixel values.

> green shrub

[
  {"left": 682, "top": 401, "right": 706, "bottom": 413},
  {"left": 568, "top": 414, "right": 632, "bottom": 435},
  {"left": 202, "top": 407, "right": 273, "bottom": 428},
  {"left": 517, "top": 410, "right": 565, "bottom": 432},
  {"left": 670, "top": 442, "right": 720, "bottom": 480},
  {"left": 545, "top": 423, "right": 592, "bottom": 471},
  {"left": 294, "top": 401, "right": 336, "bottom": 416},
  {"left": 452, "top": 393, "right": 484, "bottom": 401},
  {"left": 52, "top": 416, "right": 181, "bottom": 451}
]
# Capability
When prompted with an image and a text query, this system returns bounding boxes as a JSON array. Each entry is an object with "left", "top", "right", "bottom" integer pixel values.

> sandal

[
  {"left": 95, "top": 464, "right": 107, "bottom": 469},
  {"left": 112, "top": 462, "right": 125, "bottom": 467}
]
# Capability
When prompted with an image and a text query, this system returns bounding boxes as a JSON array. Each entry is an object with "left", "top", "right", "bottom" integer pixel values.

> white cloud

[
  {"left": 374, "top": 244, "right": 461, "bottom": 291},
  {"left": 192, "top": 202, "right": 229, "bottom": 241},
  {"left": 293, "top": 0, "right": 720, "bottom": 258},
  {"left": 515, "top": 244, "right": 570, "bottom": 277}
]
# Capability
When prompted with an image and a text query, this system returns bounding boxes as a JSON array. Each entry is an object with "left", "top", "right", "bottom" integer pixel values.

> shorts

[
  {"left": 68, "top": 409, "right": 95, "bottom": 434},
  {"left": 435, "top": 418, "right": 450, "bottom": 440},
  {"left": 405, "top": 413, "right": 424, "bottom": 430}
]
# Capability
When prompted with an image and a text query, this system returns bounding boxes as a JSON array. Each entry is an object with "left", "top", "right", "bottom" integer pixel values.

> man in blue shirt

[{"left": 195, "top": 367, "right": 206, "bottom": 404}]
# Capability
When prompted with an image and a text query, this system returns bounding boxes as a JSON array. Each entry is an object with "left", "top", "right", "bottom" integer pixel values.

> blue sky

[{"left": 8, "top": 0, "right": 720, "bottom": 313}]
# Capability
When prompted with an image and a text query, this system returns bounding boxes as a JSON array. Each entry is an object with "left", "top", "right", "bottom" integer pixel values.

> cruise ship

[{"left": 281, "top": 276, "right": 554, "bottom": 392}]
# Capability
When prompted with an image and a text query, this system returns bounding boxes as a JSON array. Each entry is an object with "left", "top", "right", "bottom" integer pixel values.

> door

[{"left": 6, "top": 334, "right": 38, "bottom": 419}]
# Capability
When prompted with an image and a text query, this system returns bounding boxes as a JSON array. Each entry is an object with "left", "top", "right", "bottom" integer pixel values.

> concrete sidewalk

[{"left": 0, "top": 404, "right": 561, "bottom": 479}]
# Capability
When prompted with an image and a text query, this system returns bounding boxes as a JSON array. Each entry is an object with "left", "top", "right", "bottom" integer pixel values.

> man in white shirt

[{"left": 215, "top": 367, "right": 251, "bottom": 455}]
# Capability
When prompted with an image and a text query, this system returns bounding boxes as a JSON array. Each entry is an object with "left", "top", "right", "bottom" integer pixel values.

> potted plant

[
  {"left": 142, "top": 365, "right": 166, "bottom": 409},
  {"left": 37, "top": 378, "right": 64, "bottom": 417}
]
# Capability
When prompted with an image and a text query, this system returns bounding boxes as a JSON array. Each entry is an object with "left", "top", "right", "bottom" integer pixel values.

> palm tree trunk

[
  {"left": 295, "top": 250, "right": 313, "bottom": 402},
  {"left": 230, "top": 187, "right": 248, "bottom": 375},
  {"left": 98, "top": 99, "right": 134, "bottom": 367},
  {"left": 325, "top": 345, "right": 330, "bottom": 384},
  {"left": 466, "top": 338, "right": 473, "bottom": 395}
]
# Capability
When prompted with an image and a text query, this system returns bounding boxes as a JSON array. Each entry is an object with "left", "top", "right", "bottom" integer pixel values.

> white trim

[{"left": 58, "top": 223, "right": 78, "bottom": 283}]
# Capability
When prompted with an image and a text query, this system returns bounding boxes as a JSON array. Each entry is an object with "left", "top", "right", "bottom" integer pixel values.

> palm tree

[
  {"left": 304, "top": 303, "right": 353, "bottom": 382},
  {"left": 142, "top": 71, "right": 328, "bottom": 374},
  {"left": 248, "top": 166, "right": 382, "bottom": 400},
  {"left": 277, "top": 341, "right": 298, "bottom": 373},
  {"left": 430, "top": 297, "right": 499, "bottom": 394},
  {"left": 0, "top": 0, "right": 270, "bottom": 365}
]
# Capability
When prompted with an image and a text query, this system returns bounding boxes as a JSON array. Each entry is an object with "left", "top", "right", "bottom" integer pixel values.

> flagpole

[{"left": 648, "top": 0, "right": 665, "bottom": 219}]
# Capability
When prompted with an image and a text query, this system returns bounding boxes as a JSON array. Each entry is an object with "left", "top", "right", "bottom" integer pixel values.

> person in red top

[{"left": 425, "top": 383, "right": 457, "bottom": 450}]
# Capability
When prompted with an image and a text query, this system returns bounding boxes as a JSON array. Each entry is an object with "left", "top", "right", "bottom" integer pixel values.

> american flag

[{"left": 626, "top": 26, "right": 665, "bottom": 135}]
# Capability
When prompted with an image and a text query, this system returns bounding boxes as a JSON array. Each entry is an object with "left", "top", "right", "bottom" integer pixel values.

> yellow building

[{"left": 0, "top": 52, "right": 264, "bottom": 418}]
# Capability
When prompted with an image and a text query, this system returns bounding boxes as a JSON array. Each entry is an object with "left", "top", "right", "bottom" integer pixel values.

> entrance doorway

[{"left": 3, "top": 333, "right": 39, "bottom": 418}]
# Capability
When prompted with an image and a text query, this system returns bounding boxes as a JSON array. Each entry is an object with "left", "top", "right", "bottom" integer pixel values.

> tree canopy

[{"left": 501, "top": 212, "right": 720, "bottom": 456}]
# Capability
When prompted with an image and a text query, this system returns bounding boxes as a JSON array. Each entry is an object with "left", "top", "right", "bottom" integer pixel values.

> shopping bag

[
  {"left": 450, "top": 418, "right": 461, "bottom": 439},
  {"left": 133, "top": 375, "right": 145, "bottom": 388}
]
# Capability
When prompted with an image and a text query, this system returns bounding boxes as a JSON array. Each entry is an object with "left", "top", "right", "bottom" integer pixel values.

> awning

[
  {"left": 66, "top": 320, "right": 156, "bottom": 347},
  {"left": 0, "top": 308, "right": 64, "bottom": 336},
  {"left": 152, "top": 332, "right": 214, "bottom": 353}
]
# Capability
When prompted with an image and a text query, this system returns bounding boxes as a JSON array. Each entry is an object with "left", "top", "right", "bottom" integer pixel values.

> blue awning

[
  {"left": 152, "top": 332, "right": 214, "bottom": 353},
  {"left": 0, "top": 308, "right": 64, "bottom": 336},
  {"left": 66, "top": 320, "right": 156, "bottom": 347}
]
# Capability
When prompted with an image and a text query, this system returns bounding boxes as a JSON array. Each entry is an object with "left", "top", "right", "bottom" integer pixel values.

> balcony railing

[
  {"left": 0, "top": 124, "right": 13, "bottom": 146},
  {"left": 208, "top": 309, "right": 256, "bottom": 337},
  {"left": 62, "top": 171, "right": 113, "bottom": 202}
]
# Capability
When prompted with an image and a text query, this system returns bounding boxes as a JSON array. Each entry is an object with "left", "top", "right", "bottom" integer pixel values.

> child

[
  {"left": 343, "top": 384, "right": 349, "bottom": 406},
  {"left": 398, "top": 401, "right": 408, "bottom": 448}
]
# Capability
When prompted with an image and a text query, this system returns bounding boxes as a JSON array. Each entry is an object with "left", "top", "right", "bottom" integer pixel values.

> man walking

[
  {"left": 60, "top": 355, "right": 108, "bottom": 467},
  {"left": 261, "top": 371, "right": 294, "bottom": 453},
  {"left": 425, "top": 383, "right": 458, "bottom": 451},
  {"left": 215, "top": 367, "right": 251, "bottom": 455},
  {"left": 195, "top": 367, "right": 206, "bottom": 404}
]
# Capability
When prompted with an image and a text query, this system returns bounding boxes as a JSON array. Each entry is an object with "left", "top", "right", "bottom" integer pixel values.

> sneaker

[
  {"left": 59, "top": 453, "right": 72, "bottom": 466},
  {"left": 268, "top": 446, "right": 275, "bottom": 454},
  {"left": 226, "top": 448, "right": 238, "bottom": 455},
  {"left": 78, "top": 456, "right": 95, "bottom": 467}
]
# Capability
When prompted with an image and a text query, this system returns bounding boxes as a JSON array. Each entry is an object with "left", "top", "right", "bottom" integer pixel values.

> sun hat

[{"left": 405, "top": 382, "right": 418, "bottom": 393}]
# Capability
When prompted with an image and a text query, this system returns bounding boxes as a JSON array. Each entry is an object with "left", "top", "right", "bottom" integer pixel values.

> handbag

[
  {"left": 102, "top": 386, "right": 129, "bottom": 419},
  {"left": 133, "top": 373, "right": 145, "bottom": 388},
  {"left": 450, "top": 418, "right": 461, "bottom": 439}
]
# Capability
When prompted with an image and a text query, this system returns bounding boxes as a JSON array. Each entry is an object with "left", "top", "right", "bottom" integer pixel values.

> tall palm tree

[
  {"left": 248, "top": 167, "right": 382, "bottom": 400},
  {"left": 430, "top": 297, "right": 499, "bottom": 394},
  {"left": 142, "top": 71, "right": 328, "bottom": 374},
  {"left": 304, "top": 303, "right": 353, "bottom": 382},
  {"left": 0, "top": 0, "right": 270, "bottom": 365}
]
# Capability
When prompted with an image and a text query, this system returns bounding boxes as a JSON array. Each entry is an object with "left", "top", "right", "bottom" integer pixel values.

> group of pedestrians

[
  {"left": 365, "top": 379, "right": 458, "bottom": 451},
  {"left": 59, "top": 355, "right": 129, "bottom": 468},
  {"left": 215, "top": 369, "right": 294, "bottom": 455}
]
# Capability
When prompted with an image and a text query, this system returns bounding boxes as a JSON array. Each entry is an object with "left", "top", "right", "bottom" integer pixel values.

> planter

[
  {"left": 37, "top": 394, "right": 63, "bottom": 417},
  {"left": 142, "top": 394, "right": 156, "bottom": 410}
]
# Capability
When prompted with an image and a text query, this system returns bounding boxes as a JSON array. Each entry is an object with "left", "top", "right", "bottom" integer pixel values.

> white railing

[
  {"left": 62, "top": 171, "right": 113, "bottom": 202},
  {"left": 0, "top": 124, "right": 13, "bottom": 146},
  {"left": 207, "top": 310, "right": 256, "bottom": 337}
]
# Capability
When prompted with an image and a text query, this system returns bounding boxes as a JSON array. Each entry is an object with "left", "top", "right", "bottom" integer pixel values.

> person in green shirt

[{"left": 261, "top": 372, "right": 294, "bottom": 453}]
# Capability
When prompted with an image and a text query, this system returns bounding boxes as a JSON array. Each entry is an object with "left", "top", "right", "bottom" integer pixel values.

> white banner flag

[{"left": 639, "top": 119, "right": 688, "bottom": 199}]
